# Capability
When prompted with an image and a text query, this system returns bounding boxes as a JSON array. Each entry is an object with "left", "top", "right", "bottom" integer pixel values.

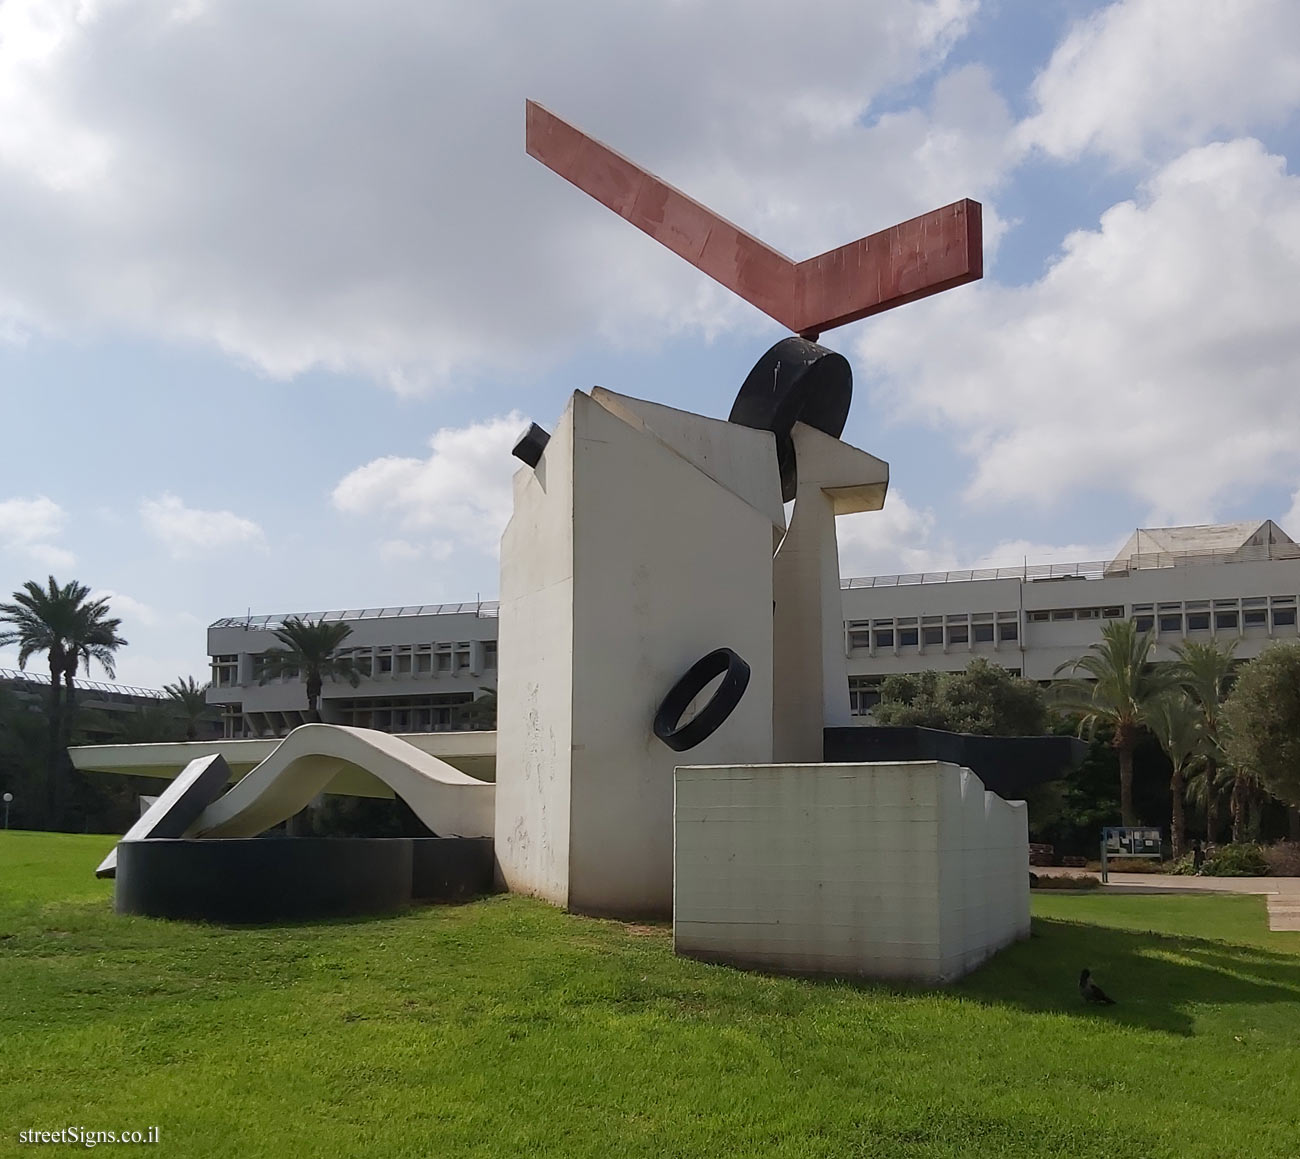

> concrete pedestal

[{"left": 673, "top": 761, "right": 1030, "bottom": 983}]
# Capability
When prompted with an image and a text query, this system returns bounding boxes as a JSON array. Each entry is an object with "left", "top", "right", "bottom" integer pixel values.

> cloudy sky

[{"left": 3, "top": 0, "right": 1300, "bottom": 688}]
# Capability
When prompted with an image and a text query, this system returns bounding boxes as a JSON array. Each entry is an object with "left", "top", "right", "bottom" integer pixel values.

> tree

[
  {"left": 1053, "top": 618, "right": 1176, "bottom": 826},
  {"left": 872, "top": 659, "right": 1047, "bottom": 736},
  {"left": 0, "top": 577, "right": 126, "bottom": 824},
  {"left": 1145, "top": 692, "right": 1202, "bottom": 858},
  {"left": 163, "top": 676, "right": 214, "bottom": 741},
  {"left": 454, "top": 688, "right": 498, "bottom": 731},
  {"left": 1172, "top": 638, "right": 1238, "bottom": 842},
  {"left": 257, "top": 617, "right": 359, "bottom": 723},
  {"left": 61, "top": 596, "right": 128, "bottom": 752},
  {"left": 1222, "top": 642, "right": 1300, "bottom": 811}
]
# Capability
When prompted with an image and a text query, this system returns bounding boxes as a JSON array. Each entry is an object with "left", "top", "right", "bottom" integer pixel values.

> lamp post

[{"left": 2, "top": 792, "right": 11, "bottom": 830}]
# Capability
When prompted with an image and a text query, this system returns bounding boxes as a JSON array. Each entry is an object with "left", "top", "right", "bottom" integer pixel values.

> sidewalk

[{"left": 1046, "top": 870, "right": 1300, "bottom": 931}]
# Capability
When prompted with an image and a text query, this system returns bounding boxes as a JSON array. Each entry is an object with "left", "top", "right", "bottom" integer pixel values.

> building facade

[
  {"left": 207, "top": 602, "right": 499, "bottom": 738},
  {"left": 207, "top": 521, "right": 1300, "bottom": 736}
]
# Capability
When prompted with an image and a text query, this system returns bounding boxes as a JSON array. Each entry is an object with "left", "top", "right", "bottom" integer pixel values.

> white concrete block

[
  {"left": 497, "top": 392, "right": 777, "bottom": 917},
  {"left": 674, "top": 761, "right": 1029, "bottom": 984}
]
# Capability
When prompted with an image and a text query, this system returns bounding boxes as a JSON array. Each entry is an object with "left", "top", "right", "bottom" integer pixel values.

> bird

[{"left": 1079, "top": 969, "right": 1116, "bottom": 1005}]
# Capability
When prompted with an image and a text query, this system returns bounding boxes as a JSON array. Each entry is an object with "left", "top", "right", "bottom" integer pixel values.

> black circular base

[
  {"left": 115, "top": 836, "right": 494, "bottom": 923},
  {"left": 653, "top": 648, "right": 751, "bottom": 752}
]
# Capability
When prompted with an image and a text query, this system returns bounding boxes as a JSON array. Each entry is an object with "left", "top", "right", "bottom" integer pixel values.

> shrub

[
  {"left": 1167, "top": 853, "right": 1199, "bottom": 876},
  {"left": 1262, "top": 841, "right": 1300, "bottom": 877},
  {"left": 1031, "top": 873, "right": 1102, "bottom": 890},
  {"left": 1104, "top": 858, "right": 1167, "bottom": 873},
  {"left": 1201, "top": 843, "right": 1269, "bottom": 877}
]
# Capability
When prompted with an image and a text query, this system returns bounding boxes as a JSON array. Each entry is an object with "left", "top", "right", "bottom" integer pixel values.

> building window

[
  {"left": 377, "top": 654, "right": 393, "bottom": 674},
  {"left": 212, "top": 655, "right": 239, "bottom": 688},
  {"left": 998, "top": 623, "right": 1018, "bottom": 643},
  {"left": 1244, "top": 609, "right": 1268, "bottom": 627},
  {"left": 1102, "top": 606, "right": 1123, "bottom": 619},
  {"left": 899, "top": 628, "right": 919, "bottom": 647},
  {"left": 221, "top": 703, "right": 244, "bottom": 738},
  {"left": 948, "top": 625, "right": 968, "bottom": 645},
  {"left": 436, "top": 651, "right": 451, "bottom": 672},
  {"left": 1186, "top": 612, "right": 1210, "bottom": 631},
  {"left": 416, "top": 653, "right": 432, "bottom": 674},
  {"left": 1159, "top": 615, "right": 1182, "bottom": 633},
  {"left": 1050, "top": 609, "right": 1074, "bottom": 621},
  {"left": 455, "top": 646, "right": 471, "bottom": 670},
  {"left": 1215, "top": 611, "right": 1239, "bottom": 631},
  {"left": 1135, "top": 615, "right": 1155, "bottom": 632},
  {"left": 973, "top": 624, "right": 994, "bottom": 643},
  {"left": 484, "top": 641, "right": 498, "bottom": 669},
  {"left": 848, "top": 677, "right": 881, "bottom": 716},
  {"left": 922, "top": 627, "right": 943, "bottom": 646},
  {"left": 396, "top": 654, "right": 412, "bottom": 674},
  {"left": 847, "top": 629, "right": 871, "bottom": 651},
  {"left": 874, "top": 629, "right": 894, "bottom": 649},
  {"left": 1028, "top": 611, "right": 1050, "bottom": 623},
  {"left": 1274, "top": 608, "right": 1297, "bottom": 628}
]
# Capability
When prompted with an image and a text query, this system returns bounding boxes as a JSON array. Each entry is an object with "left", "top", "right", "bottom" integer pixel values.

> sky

[{"left": 4, "top": 0, "right": 1300, "bottom": 689}]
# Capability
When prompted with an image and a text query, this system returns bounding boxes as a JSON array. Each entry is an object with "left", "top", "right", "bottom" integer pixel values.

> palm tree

[
  {"left": 257, "top": 617, "right": 360, "bottom": 723},
  {"left": 1146, "top": 692, "right": 1203, "bottom": 859},
  {"left": 0, "top": 577, "right": 127, "bottom": 822},
  {"left": 61, "top": 597, "right": 127, "bottom": 751},
  {"left": 163, "top": 676, "right": 214, "bottom": 741},
  {"left": 1185, "top": 758, "right": 1232, "bottom": 847},
  {"left": 1054, "top": 618, "right": 1176, "bottom": 826},
  {"left": 1172, "top": 639, "right": 1238, "bottom": 842}
]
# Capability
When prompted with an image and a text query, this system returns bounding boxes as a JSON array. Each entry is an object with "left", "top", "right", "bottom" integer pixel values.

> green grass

[{"left": 2, "top": 830, "right": 1300, "bottom": 1158}]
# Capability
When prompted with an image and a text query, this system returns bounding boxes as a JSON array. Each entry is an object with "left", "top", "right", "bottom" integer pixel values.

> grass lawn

[{"left": 3, "top": 831, "right": 1300, "bottom": 1158}]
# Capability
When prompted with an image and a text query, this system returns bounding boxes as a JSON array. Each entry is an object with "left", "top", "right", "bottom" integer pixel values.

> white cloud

[
  {"left": 1019, "top": 0, "right": 1300, "bottom": 166},
  {"left": 333, "top": 413, "right": 528, "bottom": 557},
  {"left": 0, "top": 0, "right": 1012, "bottom": 389},
  {"left": 0, "top": 494, "right": 74, "bottom": 570},
  {"left": 139, "top": 492, "right": 266, "bottom": 557},
  {"left": 1282, "top": 488, "right": 1300, "bottom": 541},
  {"left": 859, "top": 137, "right": 1300, "bottom": 521},
  {"left": 836, "top": 491, "right": 957, "bottom": 578}
]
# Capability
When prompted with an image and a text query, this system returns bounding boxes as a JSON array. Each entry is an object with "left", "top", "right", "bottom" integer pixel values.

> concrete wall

[
  {"left": 496, "top": 390, "right": 779, "bottom": 917},
  {"left": 674, "top": 761, "right": 1029, "bottom": 983},
  {"left": 494, "top": 396, "right": 578, "bottom": 908}
]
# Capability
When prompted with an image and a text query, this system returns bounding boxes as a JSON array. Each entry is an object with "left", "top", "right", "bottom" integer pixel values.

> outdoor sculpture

[
  {"left": 495, "top": 102, "right": 1030, "bottom": 982},
  {"left": 101, "top": 103, "right": 1031, "bottom": 981}
]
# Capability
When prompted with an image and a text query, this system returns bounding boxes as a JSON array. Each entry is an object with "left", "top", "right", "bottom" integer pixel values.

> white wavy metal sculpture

[{"left": 96, "top": 724, "right": 494, "bottom": 877}]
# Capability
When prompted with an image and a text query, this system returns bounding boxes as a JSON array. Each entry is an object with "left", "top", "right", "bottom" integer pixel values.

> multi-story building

[
  {"left": 207, "top": 601, "right": 499, "bottom": 737},
  {"left": 0, "top": 668, "right": 180, "bottom": 741},
  {"left": 841, "top": 520, "right": 1300, "bottom": 714},
  {"left": 207, "top": 520, "right": 1300, "bottom": 736}
]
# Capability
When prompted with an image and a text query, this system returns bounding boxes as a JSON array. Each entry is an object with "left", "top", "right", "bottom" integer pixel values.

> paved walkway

[{"left": 1050, "top": 870, "right": 1300, "bottom": 931}]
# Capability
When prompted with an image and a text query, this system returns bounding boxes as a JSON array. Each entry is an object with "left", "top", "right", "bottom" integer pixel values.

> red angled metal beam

[{"left": 526, "top": 100, "right": 982, "bottom": 338}]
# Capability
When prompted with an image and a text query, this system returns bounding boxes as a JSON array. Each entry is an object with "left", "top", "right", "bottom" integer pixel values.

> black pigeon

[{"left": 1079, "top": 969, "right": 1116, "bottom": 1005}]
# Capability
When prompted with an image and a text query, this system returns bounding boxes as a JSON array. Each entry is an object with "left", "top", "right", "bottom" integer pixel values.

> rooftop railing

[
  {"left": 840, "top": 542, "right": 1300, "bottom": 590},
  {"left": 0, "top": 667, "right": 167, "bottom": 700},
  {"left": 210, "top": 601, "right": 501, "bottom": 631}
]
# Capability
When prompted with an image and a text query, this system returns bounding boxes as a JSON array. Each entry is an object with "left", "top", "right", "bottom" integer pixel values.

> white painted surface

[
  {"left": 70, "top": 730, "right": 497, "bottom": 786},
  {"left": 772, "top": 423, "right": 888, "bottom": 761},
  {"left": 497, "top": 391, "right": 777, "bottom": 916},
  {"left": 189, "top": 723, "right": 494, "bottom": 839},
  {"left": 95, "top": 753, "right": 233, "bottom": 877},
  {"left": 495, "top": 397, "right": 577, "bottom": 906},
  {"left": 674, "top": 761, "right": 1029, "bottom": 983}
]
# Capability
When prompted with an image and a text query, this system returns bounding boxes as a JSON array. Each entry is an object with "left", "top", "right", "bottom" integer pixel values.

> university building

[{"left": 205, "top": 520, "right": 1300, "bottom": 738}]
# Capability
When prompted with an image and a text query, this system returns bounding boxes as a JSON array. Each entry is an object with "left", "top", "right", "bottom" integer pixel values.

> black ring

[
  {"left": 653, "top": 648, "right": 751, "bottom": 752},
  {"left": 727, "top": 336, "right": 853, "bottom": 501}
]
